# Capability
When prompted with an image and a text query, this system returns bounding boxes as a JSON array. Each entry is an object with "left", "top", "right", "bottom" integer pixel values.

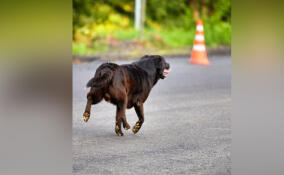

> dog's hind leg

[
  {"left": 133, "top": 103, "right": 144, "bottom": 134},
  {"left": 83, "top": 89, "right": 103, "bottom": 122},
  {"left": 115, "top": 103, "right": 124, "bottom": 136},
  {"left": 121, "top": 115, "right": 130, "bottom": 131},
  {"left": 83, "top": 94, "right": 92, "bottom": 122},
  {"left": 115, "top": 99, "right": 130, "bottom": 136},
  {"left": 121, "top": 97, "right": 130, "bottom": 130}
]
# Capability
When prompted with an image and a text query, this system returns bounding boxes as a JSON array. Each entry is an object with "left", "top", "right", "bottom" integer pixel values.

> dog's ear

[
  {"left": 154, "top": 55, "right": 164, "bottom": 67},
  {"left": 152, "top": 55, "right": 162, "bottom": 62}
]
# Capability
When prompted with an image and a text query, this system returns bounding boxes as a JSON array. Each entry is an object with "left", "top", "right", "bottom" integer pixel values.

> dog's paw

[
  {"left": 117, "top": 132, "right": 124, "bottom": 136},
  {"left": 132, "top": 122, "right": 141, "bottom": 134},
  {"left": 83, "top": 112, "right": 90, "bottom": 122},
  {"left": 115, "top": 124, "right": 124, "bottom": 136},
  {"left": 123, "top": 123, "right": 130, "bottom": 130}
]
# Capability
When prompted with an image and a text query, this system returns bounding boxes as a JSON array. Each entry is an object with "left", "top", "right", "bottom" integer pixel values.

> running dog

[{"left": 83, "top": 55, "right": 170, "bottom": 136}]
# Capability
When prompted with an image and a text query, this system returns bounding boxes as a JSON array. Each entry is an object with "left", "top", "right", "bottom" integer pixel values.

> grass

[
  {"left": 73, "top": 41, "right": 109, "bottom": 55},
  {"left": 73, "top": 23, "right": 231, "bottom": 55},
  {"left": 159, "top": 29, "right": 195, "bottom": 47},
  {"left": 113, "top": 29, "right": 139, "bottom": 40}
]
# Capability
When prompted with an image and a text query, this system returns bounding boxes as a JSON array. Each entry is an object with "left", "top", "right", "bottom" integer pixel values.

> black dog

[{"left": 83, "top": 55, "right": 170, "bottom": 136}]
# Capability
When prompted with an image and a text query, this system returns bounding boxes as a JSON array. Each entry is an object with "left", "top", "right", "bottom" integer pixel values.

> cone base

[
  {"left": 190, "top": 58, "right": 210, "bottom": 65},
  {"left": 190, "top": 51, "right": 210, "bottom": 66}
]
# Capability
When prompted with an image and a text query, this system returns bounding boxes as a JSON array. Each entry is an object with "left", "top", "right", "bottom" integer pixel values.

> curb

[{"left": 72, "top": 46, "right": 231, "bottom": 63}]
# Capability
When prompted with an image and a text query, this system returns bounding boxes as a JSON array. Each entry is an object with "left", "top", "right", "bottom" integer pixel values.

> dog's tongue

[{"left": 163, "top": 69, "right": 171, "bottom": 76}]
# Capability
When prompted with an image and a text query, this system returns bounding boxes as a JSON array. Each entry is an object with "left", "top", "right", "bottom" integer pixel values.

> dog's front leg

[{"left": 133, "top": 103, "right": 144, "bottom": 134}]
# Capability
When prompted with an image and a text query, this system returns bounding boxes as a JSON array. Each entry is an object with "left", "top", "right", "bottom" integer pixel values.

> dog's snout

[{"left": 166, "top": 63, "right": 170, "bottom": 69}]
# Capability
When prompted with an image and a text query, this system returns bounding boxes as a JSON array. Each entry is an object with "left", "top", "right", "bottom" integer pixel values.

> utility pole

[{"left": 135, "top": 0, "right": 146, "bottom": 39}]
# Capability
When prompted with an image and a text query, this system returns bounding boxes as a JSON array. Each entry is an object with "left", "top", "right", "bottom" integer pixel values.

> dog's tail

[
  {"left": 86, "top": 71, "right": 113, "bottom": 88},
  {"left": 86, "top": 63, "right": 117, "bottom": 88}
]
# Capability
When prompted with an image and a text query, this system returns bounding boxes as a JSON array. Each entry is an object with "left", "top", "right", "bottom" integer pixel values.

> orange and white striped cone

[{"left": 190, "top": 19, "right": 210, "bottom": 65}]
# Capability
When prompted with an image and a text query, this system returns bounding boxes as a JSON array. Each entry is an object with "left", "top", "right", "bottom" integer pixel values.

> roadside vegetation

[{"left": 73, "top": 0, "right": 231, "bottom": 56}]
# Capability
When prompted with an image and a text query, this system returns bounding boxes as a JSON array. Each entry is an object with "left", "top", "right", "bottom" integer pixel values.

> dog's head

[
  {"left": 140, "top": 55, "right": 170, "bottom": 79},
  {"left": 150, "top": 55, "right": 170, "bottom": 79}
]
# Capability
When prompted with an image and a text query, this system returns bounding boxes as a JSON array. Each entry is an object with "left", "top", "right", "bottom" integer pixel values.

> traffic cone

[{"left": 190, "top": 19, "right": 210, "bottom": 65}]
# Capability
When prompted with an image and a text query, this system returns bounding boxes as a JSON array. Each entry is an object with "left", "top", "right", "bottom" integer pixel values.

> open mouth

[{"left": 163, "top": 68, "right": 171, "bottom": 77}]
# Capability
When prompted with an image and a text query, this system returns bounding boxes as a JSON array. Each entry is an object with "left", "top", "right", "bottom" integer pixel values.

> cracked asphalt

[{"left": 73, "top": 56, "right": 231, "bottom": 175}]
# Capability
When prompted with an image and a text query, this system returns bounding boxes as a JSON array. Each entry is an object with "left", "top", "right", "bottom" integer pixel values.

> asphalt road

[{"left": 73, "top": 56, "right": 231, "bottom": 175}]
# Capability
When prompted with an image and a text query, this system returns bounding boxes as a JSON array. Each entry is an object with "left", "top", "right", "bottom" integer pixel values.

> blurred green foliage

[{"left": 73, "top": 0, "right": 231, "bottom": 55}]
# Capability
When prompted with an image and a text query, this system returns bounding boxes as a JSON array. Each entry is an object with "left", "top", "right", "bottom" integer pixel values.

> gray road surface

[{"left": 73, "top": 56, "right": 231, "bottom": 175}]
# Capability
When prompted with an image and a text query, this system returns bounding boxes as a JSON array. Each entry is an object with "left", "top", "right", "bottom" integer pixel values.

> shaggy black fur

[{"left": 83, "top": 55, "right": 170, "bottom": 136}]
